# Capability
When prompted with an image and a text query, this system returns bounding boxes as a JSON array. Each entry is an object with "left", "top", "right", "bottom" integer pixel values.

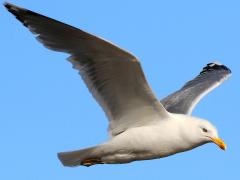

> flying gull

[{"left": 4, "top": 2, "right": 231, "bottom": 167}]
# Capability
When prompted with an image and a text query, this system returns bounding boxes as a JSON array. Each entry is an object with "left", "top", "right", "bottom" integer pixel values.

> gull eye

[{"left": 202, "top": 128, "right": 208, "bottom": 133}]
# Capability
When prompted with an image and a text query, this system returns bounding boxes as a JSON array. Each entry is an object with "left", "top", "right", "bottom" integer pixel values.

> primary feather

[{"left": 161, "top": 62, "right": 231, "bottom": 114}]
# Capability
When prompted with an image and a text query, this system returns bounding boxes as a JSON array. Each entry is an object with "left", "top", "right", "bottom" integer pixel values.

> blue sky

[{"left": 1, "top": 0, "right": 239, "bottom": 179}]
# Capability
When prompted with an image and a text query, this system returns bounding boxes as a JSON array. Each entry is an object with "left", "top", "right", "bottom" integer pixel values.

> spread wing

[
  {"left": 5, "top": 3, "right": 169, "bottom": 136},
  {"left": 161, "top": 62, "right": 231, "bottom": 115}
]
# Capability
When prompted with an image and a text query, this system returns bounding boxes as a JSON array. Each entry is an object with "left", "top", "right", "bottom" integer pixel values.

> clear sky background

[{"left": 1, "top": 0, "right": 239, "bottom": 179}]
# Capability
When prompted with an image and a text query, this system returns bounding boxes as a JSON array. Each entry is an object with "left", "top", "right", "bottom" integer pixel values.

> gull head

[
  {"left": 196, "top": 120, "right": 226, "bottom": 150},
  {"left": 177, "top": 115, "right": 226, "bottom": 151}
]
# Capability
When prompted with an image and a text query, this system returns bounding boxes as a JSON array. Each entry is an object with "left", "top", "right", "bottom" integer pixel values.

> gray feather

[
  {"left": 5, "top": 2, "right": 169, "bottom": 136},
  {"left": 161, "top": 62, "right": 231, "bottom": 115}
]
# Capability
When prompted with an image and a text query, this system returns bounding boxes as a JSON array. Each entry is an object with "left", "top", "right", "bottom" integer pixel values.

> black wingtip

[
  {"left": 200, "top": 61, "right": 232, "bottom": 75},
  {"left": 4, "top": 2, "right": 10, "bottom": 8},
  {"left": 4, "top": 2, "right": 21, "bottom": 15},
  {"left": 4, "top": 2, "right": 30, "bottom": 27},
  {"left": 4, "top": 2, "right": 20, "bottom": 12},
  {"left": 4, "top": 2, "right": 14, "bottom": 13},
  {"left": 3, "top": 2, "right": 10, "bottom": 8}
]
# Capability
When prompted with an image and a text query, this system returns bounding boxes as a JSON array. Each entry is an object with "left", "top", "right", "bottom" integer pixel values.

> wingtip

[
  {"left": 4, "top": 2, "right": 17, "bottom": 11},
  {"left": 201, "top": 61, "right": 232, "bottom": 75},
  {"left": 4, "top": 2, "right": 31, "bottom": 27},
  {"left": 4, "top": 2, "right": 11, "bottom": 9},
  {"left": 4, "top": 2, "right": 27, "bottom": 14}
]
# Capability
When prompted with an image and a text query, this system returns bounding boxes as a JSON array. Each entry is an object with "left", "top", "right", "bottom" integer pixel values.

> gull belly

[{"left": 100, "top": 119, "right": 189, "bottom": 164}]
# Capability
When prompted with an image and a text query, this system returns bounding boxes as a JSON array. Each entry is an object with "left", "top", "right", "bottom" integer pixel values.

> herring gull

[{"left": 4, "top": 2, "right": 231, "bottom": 167}]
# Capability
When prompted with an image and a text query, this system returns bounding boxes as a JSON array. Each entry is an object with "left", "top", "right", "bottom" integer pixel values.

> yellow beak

[{"left": 209, "top": 137, "right": 226, "bottom": 150}]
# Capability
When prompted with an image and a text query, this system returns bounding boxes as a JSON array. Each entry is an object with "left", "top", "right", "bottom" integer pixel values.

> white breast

[{"left": 106, "top": 119, "right": 189, "bottom": 158}]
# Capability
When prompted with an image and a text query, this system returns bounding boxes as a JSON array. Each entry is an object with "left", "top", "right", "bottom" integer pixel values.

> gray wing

[
  {"left": 5, "top": 3, "right": 169, "bottom": 136},
  {"left": 161, "top": 62, "right": 231, "bottom": 115}
]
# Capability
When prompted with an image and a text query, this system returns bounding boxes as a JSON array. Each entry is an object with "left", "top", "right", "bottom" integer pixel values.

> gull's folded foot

[{"left": 81, "top": 158, "right": 104, "bottom": 167}]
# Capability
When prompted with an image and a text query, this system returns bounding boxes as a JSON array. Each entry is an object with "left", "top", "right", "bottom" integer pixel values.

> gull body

[
  {"left": 62, "top": 114, "right": 218, "bottom": 165},
  {"left": 4, "top": 2, "right": 230, "bottom": 167}
]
